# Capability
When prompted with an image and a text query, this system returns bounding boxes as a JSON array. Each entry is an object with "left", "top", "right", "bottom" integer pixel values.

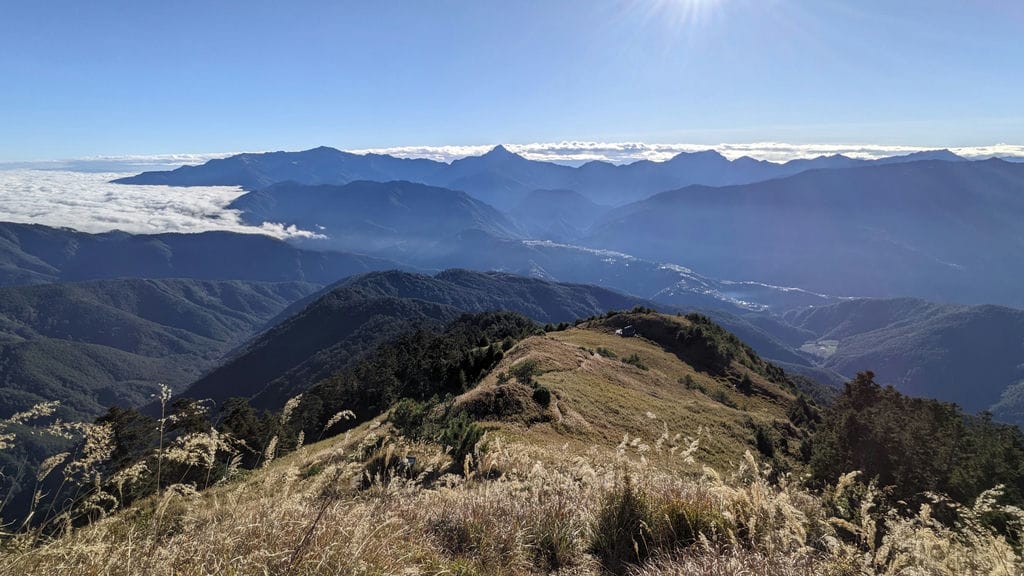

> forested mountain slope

[
  {"left": 0, "top": 222, "right": 401, "bottom": 287},
  {"left": 0, "top": 278, "right": 318, "bottom": 420}
]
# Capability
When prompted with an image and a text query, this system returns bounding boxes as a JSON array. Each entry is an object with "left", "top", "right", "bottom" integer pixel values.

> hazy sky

[{"left": 2, "top": 0, "right": 1021, "bottom": 161}]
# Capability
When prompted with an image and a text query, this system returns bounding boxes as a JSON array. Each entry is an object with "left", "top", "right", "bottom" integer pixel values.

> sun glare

[
  {"left": 652, "top": 0, "right": 722, "bottom": 28},
  {"left": 624, "top": 0, "right": 728, "bottom": 40}
]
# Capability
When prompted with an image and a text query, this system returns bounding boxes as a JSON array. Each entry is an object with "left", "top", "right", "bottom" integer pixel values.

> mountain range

[
  {"left": 113, "top": 145, "right": 967, "bottom": 208},
  {"left": 172, "top": 268, "right": 1024, "bottom": 429}
]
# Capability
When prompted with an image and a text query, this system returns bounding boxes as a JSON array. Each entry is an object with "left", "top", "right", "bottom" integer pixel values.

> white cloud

[
  {"left": 0, "top": 170, "right": 321, "bottom": 239},
  {"left": 0, "top": 152, "right": 238, "bottom": 173},
  {"left": 353, "top": 145, "right": 495, "bottom": 163}
]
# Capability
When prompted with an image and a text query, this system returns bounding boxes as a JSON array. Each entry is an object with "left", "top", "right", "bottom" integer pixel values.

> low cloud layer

[
  {"left": 0, "top": 170, "right": 321, "bottom": 238},
  {"left": 0, "top": 153, "right": 235, "bottom": 173}
]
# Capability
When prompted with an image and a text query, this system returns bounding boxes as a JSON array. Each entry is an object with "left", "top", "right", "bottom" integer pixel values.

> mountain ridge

[
  {"left": 0, "top": 221, "right": 406, "bottom": 287},
  {"left": 113, "top": 145, "right": 969, "bottom": 208}
]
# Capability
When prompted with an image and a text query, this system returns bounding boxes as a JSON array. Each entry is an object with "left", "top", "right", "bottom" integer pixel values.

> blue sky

[{"left": 1, "top": 0, "right": 1021, "bottom": 161}]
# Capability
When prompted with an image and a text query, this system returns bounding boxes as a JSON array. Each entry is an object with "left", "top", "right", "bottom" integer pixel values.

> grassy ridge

[{"left": 460, "top": 311, "right": 805, "bottom": 471}]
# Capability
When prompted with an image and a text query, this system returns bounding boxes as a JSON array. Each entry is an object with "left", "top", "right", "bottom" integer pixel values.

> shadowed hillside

[
  {"left": 780, "top": 297, "right": 1024, "bottom": 424},
  {"left": 180, "top": 270, "right": 663, "bottom": 411},
  {"left": 0, "top": 222, "right": 403, "bottom": 287}
]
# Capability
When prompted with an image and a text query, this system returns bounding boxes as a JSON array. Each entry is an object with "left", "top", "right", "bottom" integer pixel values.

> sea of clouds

[
  {"left": 0, "top": 170, "right": 320, "bottom": 238},
  {"left": 1, "top": 141, "right": 1021, "bottom": 238}
]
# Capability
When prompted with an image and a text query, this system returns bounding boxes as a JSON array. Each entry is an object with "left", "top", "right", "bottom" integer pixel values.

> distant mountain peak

[
  {"left": 483, "top": 144, "right": 519, "bottom": 158},
  {"left": 667, "top": 149, "right": 727, "bottom": 163},
  {"left": 871, "top": 149, "right": 967, "bottom": 165},
  {"left": 732, "top": 155, "right": 765, "bottom": 166},
  {"left": 307, "top": 145, "right": 342, "bottom": 153},
  {"left": 902, "top": 149, "right": 964, "bottom": 161}
]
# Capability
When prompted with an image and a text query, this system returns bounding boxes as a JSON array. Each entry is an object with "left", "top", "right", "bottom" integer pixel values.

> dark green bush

[
  {"left": 737, "top": 373, "right": 754, "bottom": 395},
  {"left": 438, "top": 412, "right": 485, "bottom": 472},
  {"left": 388, "top": 399, "right": 486, "bottom": 475},
  {"left": 531, "top": 497, "right": 580, "bottom": 571},
  {"left": 592, "top": 478, "right": 735, "bottom": 574},
  {"left": 532, "top": 386, "right": 552, "bottom": 408},
  {"left": 787, "top": 394, "right": 820, "bottom": 428},
  {"left": 754, "top": 424, "right": 775, "bottom": 457},
  {"left": 301, "top": 463, "right": 325, "bottom": 479},
  {"left": 390, "top": 398, "right": 430, "bottom": 438}
]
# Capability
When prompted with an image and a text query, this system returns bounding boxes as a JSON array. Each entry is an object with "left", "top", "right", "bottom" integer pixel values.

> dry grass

[
  {"left": 0, "top": 323, "right": 1020, "bottom": 575},
  {"left": 1, "top": 409, "right": 1020, "bottom": 575}
]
